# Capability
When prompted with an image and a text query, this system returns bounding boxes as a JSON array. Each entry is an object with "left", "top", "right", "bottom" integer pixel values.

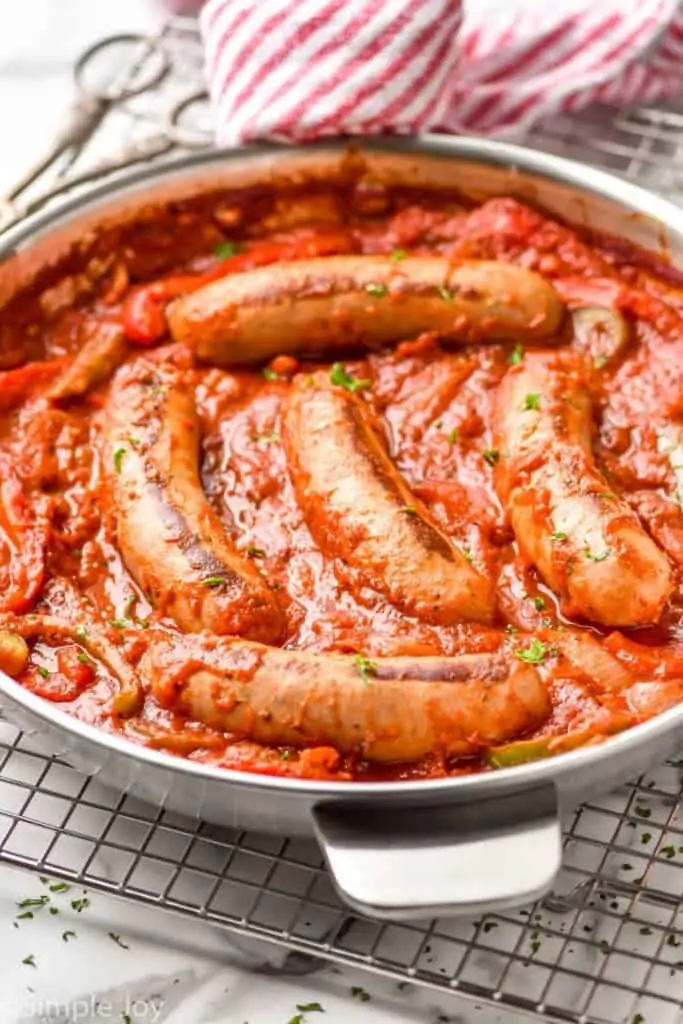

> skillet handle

[{"left": 312, "top": 784, "right": 561, "bottom": 920}]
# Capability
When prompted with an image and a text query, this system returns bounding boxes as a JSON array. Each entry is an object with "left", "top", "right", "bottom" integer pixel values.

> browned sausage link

[
  {"left": 494, "top": 353, "right": 673, "bottom": 627},
  {"left": 46, "top": 321, "right": 128, "bottom": 402},
  {"left": 103, "top": 358, "right": 284, "bottom": 643},
  {"left": 167, "top": 257, "right": 564, "bottom": 365},
  {"left": 282, "top": 371, "right": 494, "bottom": 624},
  {"left": 140, "top": 634, "right": 550, "bottom": 762}
]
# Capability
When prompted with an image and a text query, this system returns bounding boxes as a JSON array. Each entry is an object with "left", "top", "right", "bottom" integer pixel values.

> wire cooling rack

[{"left": 0, "top": 15, "right": 682, "bottom": 1024}]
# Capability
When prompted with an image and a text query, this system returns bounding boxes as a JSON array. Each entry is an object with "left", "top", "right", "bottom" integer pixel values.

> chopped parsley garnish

[
  {"left": 262, "top": 367, "right": 281, "bottom": 381},
  {"left": 214, "top": 241, "right": 240, "bottom": 259},
  {"left": 109, "top": 618, "right": 129, "bottom": 629},
  {"left": 351, "top": 987, "right": 370, "bottom": 1002},
  {"left": 505, "top": 623, "right": 519, "bottom": 634},
  {"left": 508, "top": 343, "right": 525, "bottom": 366},
  {"left": 365, "top": 282, "right": 388, "bottom": 297},
  {"left": 594, "top": 354, "right": 608, "bottom": 369},
  {"left": 541, "top": 616, "right": 553, "bottom": 628},
  {"left": 251, "top": 430, "right": 280, "bottom": 444},
  {"left": 17, "top": 896, "right": 49, "bottom": 909},
  {"left": 585, "top": 546, "right": 610, "bottom": 562},
  {"left": 482, "top": 448, "right": 500, "bottom": 467},
  {"left": 354, "top": 654, "right": 378, "bottom": 685},
  {"left": 462, "top": 547, "right": 474, "bottom": 563},
  {"left": 76, "top": 652, "right": 92, "bottom": 666},
  {"left": 597, "top": 491, "right": 617, "bottom": 500},
  {"left": 390, "top": 249, "right": 407, "bottom": 262},
  {"left": 280, "top": 750, "right": 292, "bottom": 761},
  {"left": 246, "top": 545, "right": 266, "bottom": 558},
  {"left": 522, "top": 392, "right": 542, "bottom": 411},
  {"left": 296, "top": 1004, "right": 324, "bottom": 1014},
  {"left": 447, "top": 428, "right": 459, "bottom": 444},
  {"left": 401, "top": 505, "right": 417, "bottom": 515},
  {"left": 36, "top": 666, "right": 50, "bottom": 680},
  {"left": 550, "top": 531, "right": 568, "bottom": 542},
  {"left": 436, "top": 285, "right": 454, "bottom": 302},
  {"left": 108, "top": 932, "right": 130, "bottom": 949},
  {"left": 533, "top": 596, "right": 546, "bottom": 611},
  {"left": 330, "top": 362, "right": 371, "bottom": 393},
  {"left": 201, "top": 575, "right": 228, "bottom": 588},
  {"left": 113, "top": 447, "right": 127, "bottom": 473},
  {"left": 21, "top": 955, "right": 36, "bottom": 967},
  {"left": 515, "top": 639, "right": 550, "bottom": 665}
]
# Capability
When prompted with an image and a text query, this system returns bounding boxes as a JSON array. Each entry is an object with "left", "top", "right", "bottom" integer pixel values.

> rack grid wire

[{"left": 0, "top": 16, "right": 682, "bottom": 1024}]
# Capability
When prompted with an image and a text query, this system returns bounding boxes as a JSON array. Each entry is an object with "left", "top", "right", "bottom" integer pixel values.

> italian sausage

[
  {"left": 494, "top": 353, "right": 673, "bottom": 627},
  {"left": 282, "top": 371, "right": 494, "bottom": 624},
  {"left": 103, "top": 358, "right": 284, "bottom": 643},
  {"left": 166, "top": 256, "right": 564, "bottom": 365},
  {"left": 140, "top": 634, "right": 550, "bottom": 762}
]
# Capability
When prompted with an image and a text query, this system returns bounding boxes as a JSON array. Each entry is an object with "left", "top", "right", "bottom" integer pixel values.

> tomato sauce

[{"left": 1, "top": 178, "right": 682, "bottom": 782}]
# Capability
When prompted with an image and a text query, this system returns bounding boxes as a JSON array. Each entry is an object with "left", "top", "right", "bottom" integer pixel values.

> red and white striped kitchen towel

[{"left": 197, "top": 0, "right": 683, "bottom": 144}]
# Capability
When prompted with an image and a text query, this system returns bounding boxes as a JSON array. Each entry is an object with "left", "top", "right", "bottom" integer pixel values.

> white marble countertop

[{"left": 0, "top": 4, "right": 517, "bottom": 1022}]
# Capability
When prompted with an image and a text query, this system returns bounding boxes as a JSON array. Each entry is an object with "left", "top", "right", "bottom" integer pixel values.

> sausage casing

[
  {"left": 282, "top": 371, "right": 494, "bottom": 624},
  {"left": 494, "top": 353, "right": 673, "bottom": 627},
  {"left": 141, "top": 634, "right": 550, "bottom": 762},
  {"left": 103, "top": 358, "right": 284, "bottom": 643},
  {"left": 167, "top": 256, "right": 564, "bottom": 364}
]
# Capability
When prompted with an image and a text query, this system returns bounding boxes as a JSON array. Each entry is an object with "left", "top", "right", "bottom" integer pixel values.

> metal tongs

[{"left": 0, "top": 32, "right": 213, "bottom": 233}]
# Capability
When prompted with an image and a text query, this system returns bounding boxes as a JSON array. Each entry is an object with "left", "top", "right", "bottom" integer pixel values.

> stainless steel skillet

[{"left": 0, "top": 136, "right": 681, "bottom": 921}]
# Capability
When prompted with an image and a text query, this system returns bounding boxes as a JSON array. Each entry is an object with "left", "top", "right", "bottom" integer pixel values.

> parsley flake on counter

[
  {"left": 330, "top": 362, "right": 371, "bottom": 393},
  {"left": 201, "top": 575, "right": 228, "bottom": 588},
  {"left": 49, "top": 881, "right": 69, "bottom": 893},
  {"left": 390, "top": 249, "right": 407, "bottom": 262},
  {"left": 482, "top": 920, "right": 499, "bottom": 933},
  {"left": 108, "top": 932, "right": 130, "bottom": 949},
  {"left": 522, "top": 392, "right": 542, "bottom": 411},
  {"left": 660, "top": 845, "right": 677, "bottom": 859},
  {"left": 354, "top": 654, "right": 378, "bottom": 685},
  {"left": 70, "top": 896, "right": 90, "bottom": 913},
  {"left": 21, "top": 955, "right": 36, "bottom": 967},
  {"left": 436, "top": 285, "right": 454, "bottom": 302},
  {"left": 214, "top": 241, "right": 240, "bottom": 259},
  {"left": 62, "top": 930, "right": 76, "bottom": 942},
  {"left": 514, "top": 639, "right": 550, "bottom": 665},
  {"left": 365, "top": 282, "right": 388, "bottom": 297},
  {"left": 482, "top": 448, "right": 500, "bottom": 467},
  {"left": 508, "top": 343, "right": 525, "bottom": 366},
  {"left": 113, "top": 447, "right": 127, "bottom": 473},
  {"left": 17, "top": 895, "right": 49, "bottom": 910},
  {"left": 296, "top": 1003, "right": 324, "bottom": 1013},
  {"left": 351, "top": 986, "right": 371, "bottom": 1002}
]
